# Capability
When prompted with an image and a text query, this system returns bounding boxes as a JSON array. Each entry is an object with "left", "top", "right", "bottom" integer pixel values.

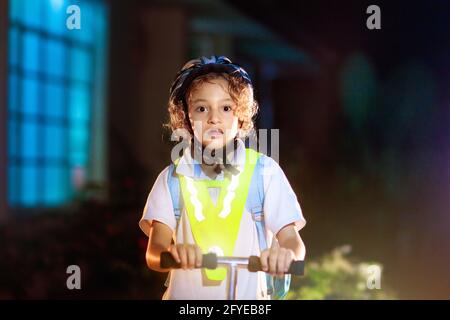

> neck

[{"left": 190, "top": 138, "right": 239, "bottom": 179}]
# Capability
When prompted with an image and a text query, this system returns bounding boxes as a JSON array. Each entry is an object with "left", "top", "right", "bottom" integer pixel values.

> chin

[{"left": 203, "top": 139, "right": 226, "bottom": 150}]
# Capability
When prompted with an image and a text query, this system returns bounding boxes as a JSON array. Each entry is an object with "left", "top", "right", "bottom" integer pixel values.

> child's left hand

[{"left": 260, "top": 247, "right": 296, "bottom": 277}]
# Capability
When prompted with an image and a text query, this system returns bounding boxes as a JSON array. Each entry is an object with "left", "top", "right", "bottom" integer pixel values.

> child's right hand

[{"left": 169, "top": 244, "right": 203, "bottom": 270}]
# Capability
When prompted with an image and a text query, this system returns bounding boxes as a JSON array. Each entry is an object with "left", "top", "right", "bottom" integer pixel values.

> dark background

[{"left": 0, "top": 0, "right": 449, "bottom": 299}]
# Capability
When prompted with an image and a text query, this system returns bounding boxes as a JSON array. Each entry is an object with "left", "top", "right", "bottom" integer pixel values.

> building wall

[{"left": 108, "top": 3, "right": 187, "bottom": 206}]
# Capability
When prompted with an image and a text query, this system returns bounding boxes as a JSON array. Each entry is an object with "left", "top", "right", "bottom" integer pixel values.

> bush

[{"left": 287, "top": 245, "right": 397, "bottom": 300}]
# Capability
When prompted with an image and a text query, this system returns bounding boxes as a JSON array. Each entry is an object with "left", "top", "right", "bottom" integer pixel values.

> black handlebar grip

[
  {"left": 160, "top": 252, "right": 218, "bottom": 269},
  {"left": 248, "top": 256, "right": 305, "bottom": 276},
  {"left": 160, "top": 251, "right": 180, "bottom": 269},
  {"left": 248, "top": 256, "right": 263, "bottom": 272},
  {"left": 202, "top": 253, "right": 218, "bottom": 269},
  {"left": 289, "top": 260, "right": 305, "bottom": 276}
]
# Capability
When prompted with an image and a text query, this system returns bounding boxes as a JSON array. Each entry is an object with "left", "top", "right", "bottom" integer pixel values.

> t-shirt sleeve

[
  {"left": 262, "top": 156, "right": 306, "bottom": 236},
  {"left": 139, "top": 166, "right": 177, "bottom": 237}
]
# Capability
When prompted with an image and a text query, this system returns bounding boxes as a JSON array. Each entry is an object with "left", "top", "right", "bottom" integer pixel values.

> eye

[
  {"left": 196, "top": 106, "right": 207, "bottom": 112},
  {"left": 223, "top": 105, "right": 232, "bottom": 112}
]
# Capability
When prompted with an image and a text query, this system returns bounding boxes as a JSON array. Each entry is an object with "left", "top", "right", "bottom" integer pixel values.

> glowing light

[
  {"left": 208, "top": 246, "right": 224, "bottom": 257},
  {"left": 50, "top": 0, "right": 64, "bottom": 11}
]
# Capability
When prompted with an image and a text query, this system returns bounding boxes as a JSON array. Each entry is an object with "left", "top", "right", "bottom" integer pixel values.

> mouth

[{"left": 205, "top": 128, "right": 224, "bottom": 138}]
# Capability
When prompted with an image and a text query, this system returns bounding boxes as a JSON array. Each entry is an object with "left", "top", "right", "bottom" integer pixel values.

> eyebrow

[{"left": 192, "top": 98, "right": 233, "bottom": 103}]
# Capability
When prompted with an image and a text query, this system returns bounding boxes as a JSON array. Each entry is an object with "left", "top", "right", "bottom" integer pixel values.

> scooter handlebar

[{"left": 160, "top": 252, "right": 305, "bottom": 276}]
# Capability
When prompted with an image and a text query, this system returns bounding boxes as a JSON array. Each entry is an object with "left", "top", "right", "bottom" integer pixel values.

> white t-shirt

[{"left": 139, "top": 139, "right": 306, "bottom": 300}]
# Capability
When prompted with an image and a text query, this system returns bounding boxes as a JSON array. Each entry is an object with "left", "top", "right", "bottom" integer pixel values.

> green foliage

[{"left": 287, "top": 245, "right": 397, "bottom": 300}]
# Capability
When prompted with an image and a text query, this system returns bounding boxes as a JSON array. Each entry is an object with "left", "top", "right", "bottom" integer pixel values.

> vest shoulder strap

[
  {"left": 167, "top": 163, "right": 182, "bottom": 222},
  {"left": 247, "top": 154, "right": 275, "bottom": 297},
  {"left": 165, "top": 162, "right": 181, "bottom": 289}
]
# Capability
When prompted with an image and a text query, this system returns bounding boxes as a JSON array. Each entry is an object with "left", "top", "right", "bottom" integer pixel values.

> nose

[{"left": 207, "top": 108, "right": 221, "bottom": 124}]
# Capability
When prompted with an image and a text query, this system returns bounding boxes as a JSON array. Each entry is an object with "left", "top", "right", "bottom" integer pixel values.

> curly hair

[{"left": 165, "top": 72, "right": 258, "bottom": 139}]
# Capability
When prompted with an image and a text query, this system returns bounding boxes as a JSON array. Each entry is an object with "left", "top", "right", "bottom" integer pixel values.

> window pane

[
  {"left": 8, "top": 27, "right": 19, "bottom": 67},
  {"left": 44, "top": 165, "right": 66, "bottom": 205},
  {"left": 78, "top": 3, "right": 93, "bottom": 42},
  {"left": 8, "top": 73, "right": 19, "bottom": 112},
  {"left": 10, "top": 0, "right": 25, "bottom": 22},
  {"left": 69, "top": 84, "right": 90, "bottom": 122},
  {"left": 71, "top": 48, "right": 91, "bottom": 82},
  {"left": 44, "top": 82, "right": 65, "bottom": 118},
  {"left": 21, "top": 120, "right": 39, "bottom": 158},
  {"left": 22, "top": 0, "right": 42, "bottom": 28},
  {"left": 69, "top": 126, "right": 88, "bottom": 149},
  {"left": 44, "top": 39, "right": 65, "bottom": 77},
  {"left": 23, "top": 77, "right": 39, "bottom": 115},
  {"left": 8, "top": 119, "right": 18, "bottom": 157},
  {"left": 42, "top": 0, "right": 67, "bottom": 35},
  {"left": 44, "top": 125, "right": 65, "bottom": 159},
  {"left": 71, "top": 152, "right": 88, "bottom": 167},
  {"left": 23, "top": 32, "right": 40, "bottom": 73},
  {"left": 69, "top": 126, "right": 88, "bottom": 166},
  {"left": 21, "top": 165, "right": 38, "bottom": 206}
]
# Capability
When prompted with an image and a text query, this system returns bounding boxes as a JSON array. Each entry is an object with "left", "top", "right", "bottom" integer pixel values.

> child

[{"left": 139, "top": 56, "right": 306, "bottom": 300}]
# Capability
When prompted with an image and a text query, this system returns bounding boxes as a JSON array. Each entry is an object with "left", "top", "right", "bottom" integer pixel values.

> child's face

[{"left": 187, "top": 77, "right": 239, "bottom": 150}]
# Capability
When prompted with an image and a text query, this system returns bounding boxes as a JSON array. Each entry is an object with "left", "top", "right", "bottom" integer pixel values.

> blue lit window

[{"left": 8, "top": 0, "right": 108, "bottom": 207}]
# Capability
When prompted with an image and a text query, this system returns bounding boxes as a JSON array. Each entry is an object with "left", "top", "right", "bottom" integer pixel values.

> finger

[
  {"left": 284, "top": 251, "right": 294, "bottom": 273},
  {"left": 260, "top": 250, "right": 270, "bottom": 272},
  {"left": 277, "top": 250, "right": 286, "bottom": 277},
  {"left": 178, "top": 245, "right": 187, "bottom": 269},
  {"left": 195, "top": 246, "right": 203, "bottom": 268},
  {"left": 269, "top": 250, "right": 278, "bottom": 275},
  {"left": 169, "top": 245, "right": 181, "bottom": 264},
  {"left": 187, "top": 246, "right": 196, "bottom": 269}
]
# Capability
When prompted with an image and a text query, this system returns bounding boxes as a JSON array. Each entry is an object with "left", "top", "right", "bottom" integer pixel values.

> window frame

[{"left": 5, "top": 0, "right": 109, "bottom": 214}]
